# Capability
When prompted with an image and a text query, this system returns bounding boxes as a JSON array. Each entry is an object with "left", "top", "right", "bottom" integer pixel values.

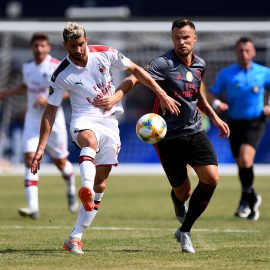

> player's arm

[
  {"left": 0, "top": 84, "right": 27, "bottom": 99},
  {"left": 264, "top": 92, "right": 270, "bottom": 116},
  {"left": 92, "top": 75, "right": 138, "bottom": 111},
  {"left": 197, "top": 88, "right": 230, "bottom": 138},
  {"left": 207, "top": 91, "right": 228, "bottom": 113},
  {"left": 31, "top": 104, "right": 58, "bottom": 174}
]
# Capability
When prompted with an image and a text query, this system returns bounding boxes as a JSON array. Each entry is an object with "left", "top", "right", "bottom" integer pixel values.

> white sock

[
  {"left": 61, "top": 160, "right": 76, "bottom": 195},
  {"left": 24, "top": 168, "right": 39, "bottom": 211},
  {"left": 79, "top": 147, "right": 96, "bottom": 190},
  {"left": 70, "top": 192, "right": 104, "bottom": 240}
]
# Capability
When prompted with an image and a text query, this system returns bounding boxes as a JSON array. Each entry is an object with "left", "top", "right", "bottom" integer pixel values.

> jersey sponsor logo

[
  {"left": 29, "top": 87, "right": 47, "bottom": 94},
  {"left": 49, "top": 86, "right": 54, "bottom": 95},
  {"left": 173, "top": 83, "right": 198, "bottom": 100},
  {"left": 186, "top": 71, "right": 193, "bottom": 82},
  {"left": 87, "top": 79, "right": 113, "bottom": 103}
]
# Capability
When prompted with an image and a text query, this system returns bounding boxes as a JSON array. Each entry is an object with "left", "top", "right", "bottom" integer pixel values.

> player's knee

[
  {"left": 208, "top": 173, "right": 219, "bottom": 186},
  {"left": 54, "top": 158, "right": 67, "bottom": 170}
]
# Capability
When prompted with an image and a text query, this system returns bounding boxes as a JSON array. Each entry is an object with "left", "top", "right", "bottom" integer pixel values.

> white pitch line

[{"left": 0, "top": 225, "right": 259, "bottom": 233}]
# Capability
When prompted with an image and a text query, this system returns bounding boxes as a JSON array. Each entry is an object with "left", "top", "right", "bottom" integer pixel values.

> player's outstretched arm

[
  {"left": 127, "top": 62, "right": 181, "bottom": 115},
  {"left": 93, "top": 75, "right": 137, "bottom": 111},
  {"left": 197, "top": 88, "right": 230, "bottom": 138},
  {"left": 0, "top": 84, "right": 27, "bottom": 99},
  {"left": 31, "top": 104, "right": 58, "bottom": 174}
]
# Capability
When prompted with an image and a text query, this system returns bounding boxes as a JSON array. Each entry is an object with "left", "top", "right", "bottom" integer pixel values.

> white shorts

[
  {"left": 70, "top": 115, "right": 121, "bottom": 166},
  {"left": 23, "top": 111, "right": 69, "bottom": 159}
]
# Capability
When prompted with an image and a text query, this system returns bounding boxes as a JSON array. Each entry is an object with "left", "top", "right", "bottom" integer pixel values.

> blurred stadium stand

[{"left": 0, "top": 0, "right": 269, "bottom": 19}]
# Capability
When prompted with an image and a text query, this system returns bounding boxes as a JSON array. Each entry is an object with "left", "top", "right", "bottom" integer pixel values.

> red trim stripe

[
  {"left": 79, "top": 156, "right": 95, "bottom": 164},
  {"left": 25, "top": 180, "right": 38, "bottom": 187},
  {"left": 152, "top": 96, "right": 161, "bottom": 113}
]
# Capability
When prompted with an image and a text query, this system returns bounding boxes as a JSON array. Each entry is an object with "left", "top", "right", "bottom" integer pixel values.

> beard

[{"left": 73, "top": 53, "right": 83, "bottom": 61}]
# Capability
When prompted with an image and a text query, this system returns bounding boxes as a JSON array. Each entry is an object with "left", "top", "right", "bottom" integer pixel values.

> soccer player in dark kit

[{"left": 94, "top": 18, "right": 230, "bottom": 253}]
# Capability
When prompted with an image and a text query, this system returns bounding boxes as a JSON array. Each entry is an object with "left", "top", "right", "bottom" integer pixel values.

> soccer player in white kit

[
  {"left": 31, "top": 23, "right": 180, "bottom": 254},
  {"left": 0, "top": 33, "right": 78, "bottom": 218}
]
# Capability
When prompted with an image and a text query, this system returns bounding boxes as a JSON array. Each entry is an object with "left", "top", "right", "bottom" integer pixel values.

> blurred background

[{"left": 0, "top": 0, "right": 270, "bottom": 171}]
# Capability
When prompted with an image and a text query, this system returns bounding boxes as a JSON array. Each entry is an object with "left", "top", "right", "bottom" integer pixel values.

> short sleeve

[
  {"left": 111, "top": 49, "right": 131, "bottom": 70},
  {"left": 144, "top": 57, "right": 168, "bottom": 81},
  {"left": 48, "top": 80, "right": 65, "bottom": 106}
]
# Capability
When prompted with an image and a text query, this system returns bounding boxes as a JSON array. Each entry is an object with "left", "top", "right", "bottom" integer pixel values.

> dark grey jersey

[{"left": 145, "top": 49, "right": 205, "bottom": 139}]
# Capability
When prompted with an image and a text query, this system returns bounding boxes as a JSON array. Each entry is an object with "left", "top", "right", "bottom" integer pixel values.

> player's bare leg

[{"left": 53, "top": 157, "right": 78, "bottom": 213}]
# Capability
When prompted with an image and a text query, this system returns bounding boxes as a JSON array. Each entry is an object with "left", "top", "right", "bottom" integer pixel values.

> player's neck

[
  {"left": 34, "top": 56, "right": 46, "bottom": 65},
  {"left": 175, "top": 50, "right": 193, "bottom": 66},
  {"left": 69, "top": 55, "right": 88, "bottom": 67}
]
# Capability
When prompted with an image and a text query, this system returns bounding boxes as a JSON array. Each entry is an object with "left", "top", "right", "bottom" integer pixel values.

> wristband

[{"left": 212, "top": 99, "right": 221, "bottom": 110}]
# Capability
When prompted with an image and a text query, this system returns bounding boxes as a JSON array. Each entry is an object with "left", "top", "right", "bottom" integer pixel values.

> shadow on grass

[{"left": 0, "top": 248, "right": 62, "bottom": 255}]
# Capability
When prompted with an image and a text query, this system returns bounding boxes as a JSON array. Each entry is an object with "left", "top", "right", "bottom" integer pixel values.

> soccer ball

[{"left": 136, "top": 113, "right": 167, "bottom": 144}]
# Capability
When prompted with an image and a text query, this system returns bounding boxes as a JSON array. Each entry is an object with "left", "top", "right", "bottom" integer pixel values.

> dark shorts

[
  {"left": 228, "top": 116, "right": 266, "bottom": 158},
  {"left": 155, "top": 131, "right": 218, "bottom": 188}
]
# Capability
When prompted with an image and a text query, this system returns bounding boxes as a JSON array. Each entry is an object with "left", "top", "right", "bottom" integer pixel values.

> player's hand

[
  {"left": 93, "top": 96, "right": 118, "bottom": 112},
  {"left": 159, "top": 95, "right": 181, "bottom": 116},
  {"left": 212, "top": 117, "right": 230, "bottom": 138},
  {"left": 31, "top": 150, "right": 43, "bottom": 175},
  {"left": 33, "top": 96, "right": 48, "bottom": 108}
]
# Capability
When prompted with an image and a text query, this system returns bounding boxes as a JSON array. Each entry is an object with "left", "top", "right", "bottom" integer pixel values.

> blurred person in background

[
  {"left": 208, "top": 37, "right": 270, "bottom": 220},
  {"left": 94, "top": 18, "right": 230, "bottom": 253},
  {"left": 30, "top": 22, "right": 180, "bottom": 255},
  {"left": 0, "top": 32, "right": 78, "bottom": 219}
]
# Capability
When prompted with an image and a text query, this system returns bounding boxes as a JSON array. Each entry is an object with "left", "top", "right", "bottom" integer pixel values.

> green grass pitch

[{"left": 0, "top": 173, "right": 269, "bottom": 269}]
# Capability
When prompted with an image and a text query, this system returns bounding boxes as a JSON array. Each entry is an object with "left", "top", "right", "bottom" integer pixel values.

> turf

[{"left": 0, "top": 173, "right": 269, "bottom": 269}]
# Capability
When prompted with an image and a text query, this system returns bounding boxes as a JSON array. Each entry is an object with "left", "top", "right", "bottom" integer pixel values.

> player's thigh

[
  {"left": 155, "top": 139, "right": 188, "bottom": 187},
  {"left": 47, "top": 129, "right": 69, "bottom": 160},
  {"left": 70, "top": 117, "right": 101, "bottom": 150},
  {"left": 95, "top": 117, "right": 121, "bottom": 166}
]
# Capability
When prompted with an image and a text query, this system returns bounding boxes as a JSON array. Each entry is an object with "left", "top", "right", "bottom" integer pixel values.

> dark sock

[
  {"left": 239, "top": 167, "right": 254, "bottom": 193},
  {"left": 180, "top": 182, "right": 216, "bottom": 232},
  {"left": 171, "top": 189, "right": 184, "bottom": 205}
]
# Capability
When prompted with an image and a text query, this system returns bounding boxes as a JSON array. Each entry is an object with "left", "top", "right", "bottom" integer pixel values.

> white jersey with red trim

[
  {"left": 22, "top": 55, "right": 65, "bottom": 129},
  {"left": 48, "top": 45, "right": 131, "bottom": 123}
]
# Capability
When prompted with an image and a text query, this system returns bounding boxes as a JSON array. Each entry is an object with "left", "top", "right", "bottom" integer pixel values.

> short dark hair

[
  {"left": 171, "top": 19, "right": 196, "bottom": 31},
  {"left": 30, "top": 32, "right": 49, "bottom": 45},
  {"left": 235, "top": 37, "right": 254, "bottom": 49}
]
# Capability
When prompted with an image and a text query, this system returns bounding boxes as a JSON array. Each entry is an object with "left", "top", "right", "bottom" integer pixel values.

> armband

[{"left": 212, "top": 99, "right": 221, "bottom": 110}]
